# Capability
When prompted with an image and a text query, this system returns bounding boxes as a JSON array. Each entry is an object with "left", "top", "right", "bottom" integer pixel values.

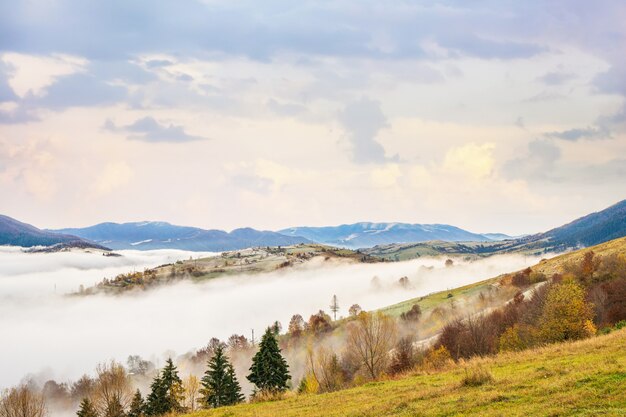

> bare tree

[
  {"left": 346, "top": 312, "right": 397, "bottom": 380},
  {"left": 330, "top": 295, "right": 340, "bottom": 321},
  {"left": 183, "top": 374, "right": 200, "bottom": 412},
  {"left": 92, "top": 361, "right": 133, "bottom": 414},
  {"left": 0, "top": 385, "right": 47, "bottom": 417}
]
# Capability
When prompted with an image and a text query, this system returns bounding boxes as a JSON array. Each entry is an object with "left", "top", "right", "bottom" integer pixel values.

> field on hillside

[
  {"left": 85, "top": 244, "right": 379, "bottom": 294},
  {"left": 186, "top": 329, "right": 626, "bottom": 417}
]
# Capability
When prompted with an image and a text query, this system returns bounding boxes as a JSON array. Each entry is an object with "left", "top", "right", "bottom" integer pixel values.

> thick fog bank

[{"left": 0, "top": 249, "right": 546, "bottom": 388}]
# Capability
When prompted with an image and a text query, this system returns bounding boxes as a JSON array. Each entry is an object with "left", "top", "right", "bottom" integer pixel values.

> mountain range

[
  {"left": 278, "top": 223, "right": 500, "bottom": 248},
  {"left": 1, "top": 199, "right": 625, "bottom": 253}
]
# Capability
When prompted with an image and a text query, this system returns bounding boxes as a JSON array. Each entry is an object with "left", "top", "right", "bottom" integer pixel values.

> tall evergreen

[
  {"left": 145, "top": 358, "right": 184, "bottom": 416},
  {"left": 128, "top": 390, "right": 145, "bottom": 417},
  {"left": 76, "top": 398, "right": 98, "bottom": 417},
  {"left": 247, "top": 327, "right": 290, "bottom": 393},
  {"left": 160, "top": 358, "right": 185, "bottom": 412},
  {"left": 200, "top": 345, "right": 244, "bottom": 408}
]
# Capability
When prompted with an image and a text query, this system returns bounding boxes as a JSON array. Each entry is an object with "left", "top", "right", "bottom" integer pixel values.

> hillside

[
  {"left": 365, "top": 199, "right": 626, "bottom": 261},
  {"left": 53, "top": 221, "right": 311, "bottom": 251},
  {"left": 279, "top": 222, "right": 498, "bottom": 248},
  {"left": 0, "top": 214, "right": 106, "bottom": 249},
  {"left": 82, "top": 243, "right": 379, "bottom": 294},
  {"left": 185, "top": 329, "right": 626, "bottom": 417}
]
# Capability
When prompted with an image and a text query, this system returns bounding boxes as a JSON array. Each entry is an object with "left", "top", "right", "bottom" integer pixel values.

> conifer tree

[
  {"left": 127, "top": 390, "right": 145, "bottom": 417},
  {"left": 225, "top": 363, "right": 244, "bottom": 405},
  {"left": 247, "top": 327, "right": 290, "bottom": 393},
  {"left": 200, "top": 345, "right": 244, "bottom": 408},
  {"left": 77, "top": 398, "right": 98, "bottom": 417},
  {"left": 144, "top": 374, "right": 165, "bottom": 416},
  {"left": 160, "top": 358, "right": 185, "bottom": 413}
]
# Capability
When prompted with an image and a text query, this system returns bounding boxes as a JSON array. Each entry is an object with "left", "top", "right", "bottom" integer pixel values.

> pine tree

[
  {"left": 77, "top": 398, "right": 98, "bottom": 417},
  {"left": 128, "top": 390, "right": 145, "bottom": 417},
  {"left": 200, "top": 345, "right": 244, "bottom": 408},
  {"left": 247, "top": 327, "right": 290, "bottom": 393},
  {"left": 224, "top": 363, "right": 244, "bottom": 405},
  {"left": 144, "top": 374, "right": 165, "bottom": 416},
  {"left": 160, "top": 358, "right": 185, "bottom": 413}
]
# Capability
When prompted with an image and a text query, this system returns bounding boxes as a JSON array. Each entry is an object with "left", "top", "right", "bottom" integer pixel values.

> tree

[
  {"left": 76, "top": 398, "right": 98, "bottom": 417},
  {"left": 539, "top": 281, "right": 596, "bottom": 343},
  {"left": 348, "top": 304, "right": 362, "bottom": 317},
  {"left": 308, "top": 310, "right": 332, "bottom": 333},
  {"left": 388, "top": 336, "right": 416, "bottom": 375},
  {"left": 0, "top": 386, "right": 46, "bottom": 417},
  {"left": 200, "top": 345, "right": 243, "bottom": 408},
  {"left": 92, "top": 361, "right": 132, "bottom": 415},
  {"left": 330, "top": 295, "right": 340, "bottom": 320},
  {"left": 182, "top": 375, "right": 199, "bottom": 413},
  {"left": 305, "top": 345, "right": 344, "bottom": 393},
  {"left": 287, "top": 314, "right": 305, "bottom": 337},
  {"left": 247, "top": 328, "right": 291, "bottom": 393},
  {"left": 145, "top": 359, "right": 184, "bottom": 416},
  {"left": 103, "top": 396, "right": 125, "bottom": 417},
  {"left": 400, "top": 304, "right": 422, "bottom": 322},
  {"left": 127, "top": 390, "right": 144, "bottom": 417},
  {"left": 346, "top": 312, "right": 397, "bottom": 380}
]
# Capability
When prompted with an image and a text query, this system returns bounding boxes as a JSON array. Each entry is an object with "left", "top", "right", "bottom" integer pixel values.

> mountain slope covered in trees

[{"left": 0, "top": 214, "right": 104, "bottom": 249}]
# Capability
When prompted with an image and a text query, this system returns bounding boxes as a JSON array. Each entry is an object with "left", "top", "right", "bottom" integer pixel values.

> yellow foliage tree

[{"left": 539, "top": 281, "right": 595, "bottom": 343}]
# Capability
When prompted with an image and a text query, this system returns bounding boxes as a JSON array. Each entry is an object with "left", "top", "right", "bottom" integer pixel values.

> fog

[{"left": 0, "top": 247, "right": 546, "bottom": 390}]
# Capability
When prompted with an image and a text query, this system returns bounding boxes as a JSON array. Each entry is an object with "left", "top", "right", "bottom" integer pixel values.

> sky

[{"left": 0, "top": 0, "right": 625, "bottom": 235}]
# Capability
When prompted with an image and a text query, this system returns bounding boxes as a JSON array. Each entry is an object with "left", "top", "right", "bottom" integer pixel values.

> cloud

[
  {"left": 536, "top": 71, "right": 575, "bottom": 85},
  {"left": 545, "top": 126, "right": 610, "bottom": 141},
  {"left": 443, "top": 142, "right": 495, "bottom": 179},
  {"left": 339, "top": 98, "right": 395, "bottom": 164},
  {"left": 0, "top": 61, "right": 16, "bottom": 102},
  {"left": 104, "top": 116, "right": 208, "bottom": 143},
  {"left": 93, "top": 161, "right": 134, "bottom": 196},
  {"left": 503, "top": 139, "right": 561, "bottom": 181}
]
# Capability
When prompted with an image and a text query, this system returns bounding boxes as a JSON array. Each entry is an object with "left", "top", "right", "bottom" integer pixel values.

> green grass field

[{"left": 184, "top": 329, "right": 626, "bottom": 417}]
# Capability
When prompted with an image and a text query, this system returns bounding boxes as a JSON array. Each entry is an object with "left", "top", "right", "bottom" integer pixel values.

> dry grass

[{"left": 183, "top": 329, "right": 626, "bottom": 417}]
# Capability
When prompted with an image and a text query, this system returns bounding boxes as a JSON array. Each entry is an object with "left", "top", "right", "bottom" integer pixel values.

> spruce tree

[
  {"left": 77, "top": 398, "right": 98, "bottom": 417},
  {"left": 160, "top": 358, "right": 184, "bottom": 413},
  {"left": 247, "top": 327, "right": 290, "bottom": 393},
  {"left": 144, "top": 374, "right": 165, "bottom": 416},
  {"left": 225, "top": 363, "right": 244, "bottom": 405},
  {"left": 200, "top": 345, "right": 244, "bottom": 408},
  {"left": 128, "top": 390, "right": 145, "bottom": 417}
]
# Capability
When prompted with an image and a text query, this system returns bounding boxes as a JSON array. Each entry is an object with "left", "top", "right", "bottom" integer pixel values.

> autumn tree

[
  {"left": 400, "top": 304, "right": 422, "bottom": 322},
  {"left": 287, "top": 314, "right": 305, "bottom": 337},
  {"left": 92, "top": 361, "right": 133, "bottom": 415},
  {"left": 0, "top": 386, "right": 47, "bottom": 417},
  {"left": 539, "top": 281, "right": 596, "bottom": 343},
  {"left": 182, "top": 375, "right": 199, "bottom": 413},
  {"left": 247, "top": 328, "right": 290, "bottom": 393},
  {"left": 305, "top": 345, "right": 344, "bottom": 393},
  {"left": 348, "top": 304, "right": 362, "bottom": 317},
  {"left": 346, "top": 312, "right": 397, "bottom": 380}
]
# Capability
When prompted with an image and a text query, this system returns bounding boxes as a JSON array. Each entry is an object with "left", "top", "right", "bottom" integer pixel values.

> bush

[
  {"left": 539, "top": 281, "right": 595, "bottom": 343},
  {"left": 460, "top": 365, "right": 494, "bottom": 387},
  {"left": 424, "top": 346, "right": 452, "bottom": 370}
]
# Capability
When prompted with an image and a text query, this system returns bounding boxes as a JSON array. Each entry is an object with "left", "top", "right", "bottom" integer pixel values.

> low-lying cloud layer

[{"left": 0, "top": 248, "right": 545, "bottom": 389}]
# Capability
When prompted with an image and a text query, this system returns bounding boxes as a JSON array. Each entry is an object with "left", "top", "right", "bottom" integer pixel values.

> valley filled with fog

[{"left": 0, "top": 247, "right": 546, "bottom": 389}]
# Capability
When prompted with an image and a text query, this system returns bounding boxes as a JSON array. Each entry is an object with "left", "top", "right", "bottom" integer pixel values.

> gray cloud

[
  {"left": 545, "top": 126, "right": 610, "bottom": 141},
  {"left": 503, "top": 139, "right": 561, "bottom": 181},
  {"left": 537, "top": 71, "right": 575, "bottom": 85},
  {"left": 339, "top": 98, "right": 396, "bottom": 164},
  {"left": 104, "top": 116, "right": 208, "bottom": 143}
]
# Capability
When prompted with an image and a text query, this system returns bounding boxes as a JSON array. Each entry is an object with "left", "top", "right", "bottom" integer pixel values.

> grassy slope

[
  {"left": 382, "top": 237, "right": 626, "bottom": 319},
  {"left": 186, "top": 329, "right": 626, "bottom": 417}
]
